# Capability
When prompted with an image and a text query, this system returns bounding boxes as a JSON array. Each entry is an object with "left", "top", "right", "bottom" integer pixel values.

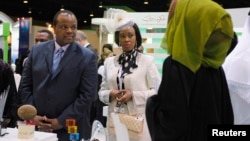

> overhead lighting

[
  {"left": 99, "top": 1, "right": 103, "bottom": 8},
  {"left": 60, "top": 5, "right": 65, "bottom": 11},
  {"left": 23, "top": 0, "right": 28, "bottom": 4},
  {"left": 28, "top": 8, "right": 32, "bottom": 14},
  {"left": 46, "top": 22, "right": 52, "bottom": 27},
  {"left": 90, "top": 11, "right": 94, "bottom": 17},
  {"left": 144, "top": 0, "right": 149, "bottom": 5}
]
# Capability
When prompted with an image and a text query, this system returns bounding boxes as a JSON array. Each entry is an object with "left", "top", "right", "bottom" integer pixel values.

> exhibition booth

[
  {"left": 92, "top": 8, "right": 250, "bottom": 74},
  {"left": 0, "top": 6, "right": 249, "bottom": 141},
  {"left": 0, "top": 8, "right": 249, "bottom": 74}
]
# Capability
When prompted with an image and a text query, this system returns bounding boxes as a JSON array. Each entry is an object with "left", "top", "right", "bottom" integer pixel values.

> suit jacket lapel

[
  {"left": 44, "top": 42, "right": 55, "bottom": 73},
  {"left": 51, "top": 43, "right": 77, "bottom": 80}
]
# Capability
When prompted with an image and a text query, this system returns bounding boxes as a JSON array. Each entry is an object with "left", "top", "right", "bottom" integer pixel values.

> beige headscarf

[{"left": 161, "top": 0, "right": 233, "bottom": 72}]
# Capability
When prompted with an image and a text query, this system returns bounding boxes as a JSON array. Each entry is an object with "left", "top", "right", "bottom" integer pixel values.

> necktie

[{"left": 52, "top": 48, "right": 64, "bottom": 73}]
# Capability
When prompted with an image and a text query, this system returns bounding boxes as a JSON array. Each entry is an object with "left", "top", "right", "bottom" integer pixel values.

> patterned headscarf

[{"left": 118, "top": 49, "right": 138, "bottom": 79}]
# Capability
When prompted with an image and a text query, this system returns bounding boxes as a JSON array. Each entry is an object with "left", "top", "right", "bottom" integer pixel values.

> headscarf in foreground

[
  {"left": 161, "top": 0, "right": 233, "bottom": 72},
  {"left": 223, "top": 14, "right": 250, "bottom": 103}
]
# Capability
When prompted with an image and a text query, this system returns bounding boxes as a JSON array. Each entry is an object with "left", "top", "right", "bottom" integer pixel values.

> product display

[{"left": 17, "top": 104, "right": 37, "bottom": 120}]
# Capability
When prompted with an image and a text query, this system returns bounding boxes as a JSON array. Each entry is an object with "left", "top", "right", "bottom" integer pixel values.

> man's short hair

[
  {"left": 38, "top": 29, "right": 54, "bottom": 40},
  {"left": 76, "top": 30, "right": 87, "bottom": 40}
]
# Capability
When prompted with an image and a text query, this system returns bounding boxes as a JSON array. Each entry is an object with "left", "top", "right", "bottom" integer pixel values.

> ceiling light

[
  {"left": 99, "top": 1, "right": 103, "bottom": 8},
  {"left": 90, "top": 11, "right": 94, "bottom": 17},
  {"left": 46, "top": 22, "right": 52, "bottom": 27},
  {"left": 144, "top": 0, "right": 149, "bottom": 5},
  {"left": 23, "top": 0, "right": 28, "bottom": 4},
  {"left": 28, "top": 8, "right": 32, "bottom": 14},
  {"left": 60, "top": 5, "right": 65, "bottom": 11}
]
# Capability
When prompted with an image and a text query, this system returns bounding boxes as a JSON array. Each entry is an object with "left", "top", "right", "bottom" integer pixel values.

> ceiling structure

[{"left": 0, "top": 0, "right": 250, "bottom": 29}]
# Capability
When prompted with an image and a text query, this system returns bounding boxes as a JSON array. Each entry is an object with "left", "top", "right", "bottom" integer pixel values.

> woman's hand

[
  {"left": 116, "top": 89, "right": 132, "bottom": 102},
  {"left": 110, "top": 90, "right": 122, "bottom": 99}
]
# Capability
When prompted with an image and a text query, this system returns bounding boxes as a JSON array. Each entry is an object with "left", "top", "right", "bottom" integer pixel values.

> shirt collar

[
  {"left": 54, "top": 41, "right": 70, "bottom": 54},
  {"left": 84, "top": 42, "right": 90, "bottom": 48}
]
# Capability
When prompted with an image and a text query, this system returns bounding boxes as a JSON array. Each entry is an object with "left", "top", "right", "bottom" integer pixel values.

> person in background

[
  {"left": 0, "top": 59, "right": 21, "bottom": 128},
  {"left": 0, "top": 48, "right": 3, "bottom": 59},
  {"left": 102, "top": 43, "right": 113, "bottom": 52},
  {"left": 90, "top": 43, "right": 114, "bottom": 127},
  {"left": 223, "top": 13, "right": 250, "bottom": 124},
  {"left": 14, "top": 53, "right": 25, "bottom": 75},
  {"left": 6, "top": 43, "right": 12, "bottom": 65},
  {"left": 98, "top": 44, "right": 114, "bottom": 69},
  {"left": 146, "top": 0, "right": 234, "bottom": 140},
  {"left": 35, "top": 29, "right": 54, "bottom": 44},
  {"left": 99, "top": 11, "right": 161, "bottom": 140},
  {"left": 18, "top": 10, "right": 98, "bottom": 140},
  {"left": 22, "top": 50, "right": 30, "bottom": 67},
  {"left": 97, "top": 44, "right": 114, "bottom": 85},
  {"left": 75, "top": 30, "right": 98, "bottom": 58},
  {"left": 23, "top": 29, "right": 54, "bottom": 67}
]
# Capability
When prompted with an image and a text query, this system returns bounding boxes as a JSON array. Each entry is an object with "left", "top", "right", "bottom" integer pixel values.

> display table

[{"left": 1, "top": 128, "right": 58, "bottom": 141}]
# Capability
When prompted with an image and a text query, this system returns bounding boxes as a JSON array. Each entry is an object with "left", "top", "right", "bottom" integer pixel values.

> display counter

[{"left": 1, "top": 128, "right": 58, "bottom": 141}]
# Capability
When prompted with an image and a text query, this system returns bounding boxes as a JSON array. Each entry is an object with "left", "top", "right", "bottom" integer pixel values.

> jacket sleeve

[
  {"left": 132, "top": 56, "right": 161, "bottom": 113},
  {"left": 18, "top": 48, "right": 34, "bottom": 105},
  {"left": 98, "top": 58, "right": 112, "bottom": 104}
]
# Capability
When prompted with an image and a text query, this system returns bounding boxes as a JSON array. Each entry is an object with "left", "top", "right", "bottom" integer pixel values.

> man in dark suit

[
  {"left": 75, "top": 30, "right": 98, "bottom": 59},
  {"left": 18, "top": 10, "right": 98, "bottom": 140}
]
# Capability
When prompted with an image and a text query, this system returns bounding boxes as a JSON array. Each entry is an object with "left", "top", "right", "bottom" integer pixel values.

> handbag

[{"left": 110, "top": 112, "right": 144, "bottom": 133}]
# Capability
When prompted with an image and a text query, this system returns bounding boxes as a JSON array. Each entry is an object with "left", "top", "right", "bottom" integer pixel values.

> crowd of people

[{"left": 1, "top": 0, "right": 249, "bottom": 140}]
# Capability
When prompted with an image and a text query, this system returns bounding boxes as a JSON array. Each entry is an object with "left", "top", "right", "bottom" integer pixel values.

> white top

[
  {"left": 98, "top": 53, "right": 161, "bottom": 141},
  {"left": 14, "top": 73, "right": 21, "bottom": 89},
  {"left": 98, "top": 65, "right": 104, "bottom": 77},
  {"left": 223, "top": 15, "right": 250, "bottom": 124}
]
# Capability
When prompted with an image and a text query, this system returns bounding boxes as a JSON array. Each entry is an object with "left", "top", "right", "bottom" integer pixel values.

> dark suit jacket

[
  {"left": 85, "top": 44, "right": 95, "bottom": 53},
  {"left": 19, "top": 40, "right": 98, "bottom": 140},
  {"left": 85, "top": 44, "right": 98, "bottom": 60}
]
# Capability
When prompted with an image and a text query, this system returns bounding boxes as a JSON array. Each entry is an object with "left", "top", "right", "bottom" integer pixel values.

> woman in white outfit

[{"left": 98, "top": 9, "right": 161, "bottom": 141}]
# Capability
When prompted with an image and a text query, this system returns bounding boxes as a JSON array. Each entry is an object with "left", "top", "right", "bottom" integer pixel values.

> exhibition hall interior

[
  {"left": 0, "top": 0, "right": 250, "bottom": 82},
  {"left": 0, "top": 0, "right": 250, "bottom": 28},
  {"left": 0, "top": 0, "right": 250, "bottom": 141}
]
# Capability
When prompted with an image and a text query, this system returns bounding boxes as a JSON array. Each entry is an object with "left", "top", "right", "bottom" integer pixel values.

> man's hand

[
  {"left": 45, "top": 118, "right": 63, "bottom": 130},
  {"left": 33, "top": 115, "right": 63, "bottom": 132},
  {"left": 33, "top": 115, "right": 53, "bottom": 132}
]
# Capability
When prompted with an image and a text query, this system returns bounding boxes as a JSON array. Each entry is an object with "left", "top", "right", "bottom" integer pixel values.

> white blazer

[
  {"left": 98, "top": 52, "right": 161, "bottom": 114},
  {"left": 98, "top": 52, "right": 161, "bottom": 141}
]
